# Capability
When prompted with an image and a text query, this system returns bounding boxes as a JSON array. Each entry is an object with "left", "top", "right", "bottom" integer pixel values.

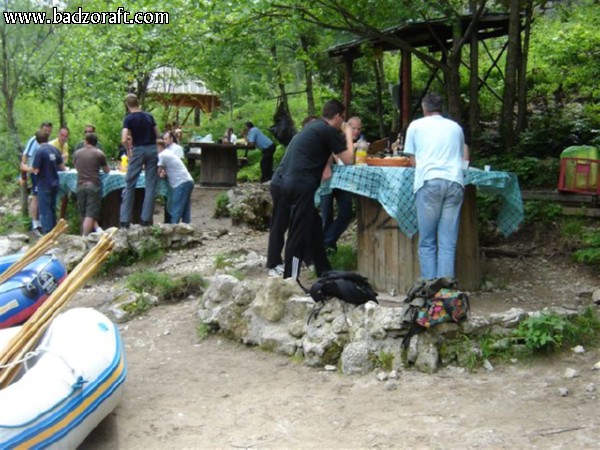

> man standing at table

[
  {"left": 29, "top": 131, "right": 66, "bottom": 234},
  {"left": 244, "top": 121, "right": 276, "bottom": 183},
  {"left": 73, "top": 133, "right": 110, "bottom": 235},
  {"left": 120, "top": 93, "right": 160, "bottom": 228},
  {"left": 404, "top": 92, "right": 468, "bottom": 280},
  {"left": 281, "top": 100, "right": 354, "bottom": 279},
  {"left": 74, "top": 124, "right": 104, "bottom": 151},
  {"left": 321, "top": 115, "right": 362, "bottom": 253}
]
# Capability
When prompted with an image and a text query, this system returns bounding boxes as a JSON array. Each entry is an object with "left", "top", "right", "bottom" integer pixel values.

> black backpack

[{"left": 298, "top": 270, "right": 379, "bottom": 323}]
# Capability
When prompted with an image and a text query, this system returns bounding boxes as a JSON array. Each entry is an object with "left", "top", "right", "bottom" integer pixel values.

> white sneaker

[
  {"left": 95, "top": 226, "right": 104, "bottom": 233},
  {"left": 268, "top": 264, "right": 284, "bottom": 277}
]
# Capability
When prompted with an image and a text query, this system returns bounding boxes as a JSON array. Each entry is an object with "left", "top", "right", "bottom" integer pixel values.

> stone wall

[{"left": 197, "top": 274, "right": 585, "bottom": 374}]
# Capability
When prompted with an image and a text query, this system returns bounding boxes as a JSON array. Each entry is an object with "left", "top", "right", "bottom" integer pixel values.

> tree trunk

[
  {"left": 57, "top": 67, "right": 66, "bottom": 127},
  {"left": 299, "top": 35, "right": 315, "bottom": 117},
  {"left": 501, "top": 0, "right": 521, "bottom": 150},
  {"left": 270, "top": 45, "right": 290, "bottom": 115},
  {"left": 516, "top": 0, "right": 533, "bottom": 134},
  {"left": 373, "top": 59, "right": 385, "bottom": 138}
]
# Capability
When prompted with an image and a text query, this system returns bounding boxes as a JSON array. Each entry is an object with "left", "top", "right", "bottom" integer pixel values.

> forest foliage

[{"left": 0, "top": 0, "right": 598, "bottom": 190}]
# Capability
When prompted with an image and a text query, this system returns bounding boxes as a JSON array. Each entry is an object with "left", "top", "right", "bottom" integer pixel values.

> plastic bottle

[
  {"left": 355, "top": 139, "right": 368, "bottom": 165},
  {"left": 120, "top": 155, "right": 128, "bottom": 171}
]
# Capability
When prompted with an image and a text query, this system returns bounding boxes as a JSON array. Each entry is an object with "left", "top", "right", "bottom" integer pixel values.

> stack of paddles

[{"left": 0, "top": 227, "right": 117, "bottom": 388}]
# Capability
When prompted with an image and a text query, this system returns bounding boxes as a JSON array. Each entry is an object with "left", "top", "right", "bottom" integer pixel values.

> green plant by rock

[{"left": 126, "top": 270, "right": 206, "bottom": 302}]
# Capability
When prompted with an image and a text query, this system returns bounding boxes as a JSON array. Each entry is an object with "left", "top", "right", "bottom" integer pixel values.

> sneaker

[
  {"left": 268, "top": 264, "right": 284, "bottom": 277},
  {"left": 32, "top": 227, "right": 43, "bottom": 238},
  {"left": 95, "top": 226, "right": 104, "bottom": 233}
]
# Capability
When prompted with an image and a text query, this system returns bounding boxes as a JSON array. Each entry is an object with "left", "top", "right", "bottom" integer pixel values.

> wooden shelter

[
  {"left": 328, "top": 13, "right": 515, "bottom": 140},
  {"left": 146, "top": 66, "right": 220, "bottom": 126}
]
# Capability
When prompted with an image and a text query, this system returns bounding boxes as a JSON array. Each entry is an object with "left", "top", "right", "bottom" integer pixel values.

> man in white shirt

[
  {"left": 163, "top": 131, "right": 184, "bottom": 159},
  {"left": 157, "top": 139, "right": 194, "bottom": 224},
  {"left": 404, "top": 92, "right": 469, "bottom": 280}
]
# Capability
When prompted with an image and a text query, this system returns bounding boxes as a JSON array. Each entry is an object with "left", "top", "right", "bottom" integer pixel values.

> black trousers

[
  {"left": 282, "top": 176, "right": 331, "bottom": 279},
  {"left": 260, "top": 144, "right": 276, "bottom": 183},
  {"left": 266, "top": 179, "right": 288, "bottom": 268}
]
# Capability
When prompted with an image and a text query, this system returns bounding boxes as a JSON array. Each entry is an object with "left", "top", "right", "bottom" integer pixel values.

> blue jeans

[
  {"left": 168, "top": 180, "right": 194, "bottom": 224},
  {"left": 38, "top": 187, "right": 58, "bottom": 234},
  {"left": 321, "top": 188, "right": 353, "bottom": 250},
  {"left": 415, "top": 179, "right": 464, "bottom": 279},
  {"left": 120, "top": 145, "right": 158, "bottom": 224}
]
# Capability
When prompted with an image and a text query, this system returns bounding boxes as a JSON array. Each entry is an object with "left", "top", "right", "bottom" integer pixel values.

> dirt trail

[{"left": 76, "top": 186, "right": 600, "bottom": 449}]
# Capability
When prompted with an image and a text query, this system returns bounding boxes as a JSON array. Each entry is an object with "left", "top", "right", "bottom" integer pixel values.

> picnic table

[
  {"left": 186, "top": 142, "right": 252, "bottom": 187},
  {"left": 318, "top": 166, "right": 524, "bottom": 291}
]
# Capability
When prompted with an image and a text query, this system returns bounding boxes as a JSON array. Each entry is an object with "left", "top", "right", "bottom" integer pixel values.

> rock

[
  {"left": 592, "top": 289, "right": 600, "bottom": 304},
  {"left": 384, "top": 382, "right": 398, "bottom": 391},
  {"left": 558, "top": 387, "right": 570, "bottom": 397},
  {"left": 376, "top": 371, "right": 388, "bottom": 382},
  {"left": 571, "top": 345, "right": 585, "bottom": 354},
  {"left": 389, "top": 370, "right": 399, "bottom": 380},
  {"left": 585, "top": 383, "right": 596, "bottom": 393},
  {"left": 106, "top": 290, "right": 159, "bottom": 323},
  {"left": 340, "top": 341, "right": 373, "bottom": 375},
  {"left": 483, "top": 359, "right": 495, "bottom": 372},
  {"left": 0, "top": 235, "right": 29, "bottom": 257},
  {"left": 593, "top": 361, "right": 600, "bottom": 371},
  {"left": 324, "top": 365, "right": 337, "bottom": 371},
  {"left": 414, "top": 334, "right": 439, "bottom": 374},
  {"left": 563, "top": 368, "right": 580, "bottom": 379}
]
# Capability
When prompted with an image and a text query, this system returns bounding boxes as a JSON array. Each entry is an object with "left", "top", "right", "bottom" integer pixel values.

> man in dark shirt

[
  {"left": 281, "top": 100, "right": 354, "bottom": 279},
  {"left": 119, "top": 93, "right": 160, "bottom": 228},
  {"left": 73, "top": 133, "right": 110, "bottom": 235},
  {"left": 29, "top": 130, "right": 66, "bottom": 234}
]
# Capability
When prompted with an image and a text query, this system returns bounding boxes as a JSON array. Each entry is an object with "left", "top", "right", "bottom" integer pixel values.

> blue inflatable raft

[{"left": 0, "top": 254, "right": 67, "bottom": 329}]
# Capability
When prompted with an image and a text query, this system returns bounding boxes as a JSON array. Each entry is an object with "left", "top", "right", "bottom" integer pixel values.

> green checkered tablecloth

[
  {"left": 59, "top": 170, "right": 168, "bottom": 197},
  {"left": 317, "top": 165, "right": 524, "bottom": 238}
]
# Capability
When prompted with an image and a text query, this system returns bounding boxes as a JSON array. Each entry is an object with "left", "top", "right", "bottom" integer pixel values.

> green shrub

[
  {"left": 523, "top": 200, "right": 562, "bottom": 225},
  {"left": 514, "top": 309, "right": 600, "bottom": 353},
  {"left": 215, "top": 192, "right": 230, "bottom": 217}
]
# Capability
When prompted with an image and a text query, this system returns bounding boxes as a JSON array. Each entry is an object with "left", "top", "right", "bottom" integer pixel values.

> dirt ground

[{"left": 75, "top": 186, "right": 600, "bottom": 449}]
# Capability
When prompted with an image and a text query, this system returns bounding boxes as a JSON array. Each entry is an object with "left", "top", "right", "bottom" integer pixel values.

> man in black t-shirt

[
  {"left": 119, "top": 93, "right": 160, "bottom": 228},
  {"left": 280, "top": 100, "right": 354, "bottom": 279}
]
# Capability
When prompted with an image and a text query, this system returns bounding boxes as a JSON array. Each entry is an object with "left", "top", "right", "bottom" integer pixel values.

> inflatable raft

[
  {"left": 0, "top": 254, "right": 67, "bottom": 329},
  {"left": 0, "top": 307, "right": 127, "bottom": 448}
]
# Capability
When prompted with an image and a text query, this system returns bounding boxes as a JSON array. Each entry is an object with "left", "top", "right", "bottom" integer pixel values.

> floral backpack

[{"left": 401, "top": 278, "right": 470, "bottom": 347}]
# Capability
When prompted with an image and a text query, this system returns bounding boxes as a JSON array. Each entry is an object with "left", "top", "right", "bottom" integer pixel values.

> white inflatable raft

[{"left": 0, "top": 308, "right": 127, "bottom": 448}]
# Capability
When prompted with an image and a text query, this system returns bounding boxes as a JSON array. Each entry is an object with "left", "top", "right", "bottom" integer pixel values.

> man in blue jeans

[
  {"left": 156, "top": 138, "right": 194, "bottom": 224},
  {"left": 404, "top": 92, "right": 469, "bottom": 280},
  {"left": 120, "top": 93, "right": 160, "bottom": 228},
  {"left": 321, "top": 116, "right": 363, "bottom": 252},
  {"left": 29, "top": 130, "right": 66, "bottom": 234}
]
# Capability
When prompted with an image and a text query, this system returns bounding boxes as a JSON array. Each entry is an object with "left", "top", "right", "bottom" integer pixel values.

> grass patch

[
  {"left": 121, "top": 294, "right": 151, "bottom": 314},
  {"left": 376, "top": 351, "right": 394, "bottom": 371},
  {"left": 197, "top": 322, "right": 218, "bottom": 340},
  {"left": 215, "top": 192, "right": 230, "bottom": 218},
  {"left": 0, "top": 213, "right": 28, "bottom": 234},
  {"left": 126, "top": 270, "right": 206, "bottom": 302},
  {"left": 329, "top": 244, "right": 358, "bottom": 271}
]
